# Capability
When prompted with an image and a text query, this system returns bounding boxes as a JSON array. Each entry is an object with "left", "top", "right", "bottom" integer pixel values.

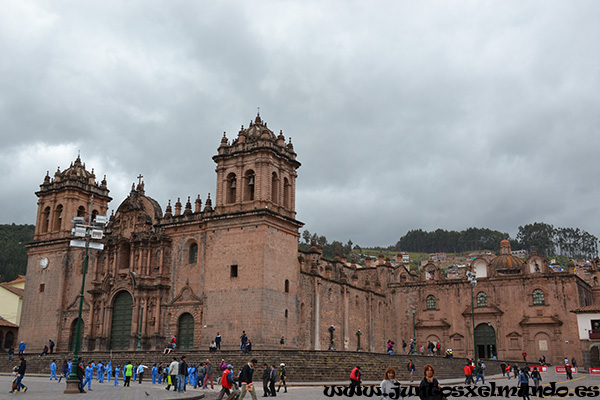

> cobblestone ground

[{"left": 2, "top": 371, "right": 600, "bottom": 400}]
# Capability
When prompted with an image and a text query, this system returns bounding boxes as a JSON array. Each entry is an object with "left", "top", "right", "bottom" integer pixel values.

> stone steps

[{"left": 0, "top": 350, "right": 510, "bottom": 382}]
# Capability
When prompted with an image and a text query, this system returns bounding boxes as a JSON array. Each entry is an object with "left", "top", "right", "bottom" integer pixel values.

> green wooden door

[
  {"left": 110, "top": 291, "right": 133, "bottom": 350},
  {"left": 178, "top": 313, "right": 194, "bottom": 350},
  {"left": 475, "top": 323, "right": 496, "bottom": 359}
]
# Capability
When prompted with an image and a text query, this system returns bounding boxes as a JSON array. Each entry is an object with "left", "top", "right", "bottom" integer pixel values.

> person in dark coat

[
  {"left": 238, "top": 358, "right": 258, "bottom": 400},
  {"left": 419, "top": 364, "right": 442, "bottom": 400},
  {"left": 261, "top": 364, "right": 271, "bottom": 397}
]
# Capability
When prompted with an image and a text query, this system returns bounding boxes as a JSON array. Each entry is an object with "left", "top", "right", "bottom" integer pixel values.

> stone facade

[{"left": 18, "top": 114, "right": 600, "bottom": 366}]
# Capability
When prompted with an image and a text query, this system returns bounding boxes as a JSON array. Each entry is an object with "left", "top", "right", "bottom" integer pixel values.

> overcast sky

[{"left": 1, "top": 1, "right": 599, "bottom": 247}]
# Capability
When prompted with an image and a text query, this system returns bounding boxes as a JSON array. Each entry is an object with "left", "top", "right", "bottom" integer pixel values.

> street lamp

[
  {"left": 137, "top": 301, "right": 144, "bottom": 350},
  {"left": 64, "top": 196, "right": 107, "bottom": 394},
  {"left": 410, "top": 305, "right": 416, "bottom": 354},
  {"left": 466, "top": 270, "right": 477, "bottom": 360}
]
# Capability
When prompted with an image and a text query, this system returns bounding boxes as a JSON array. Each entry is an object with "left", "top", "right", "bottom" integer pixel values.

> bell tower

[
  {"left": 20, "top": 156, "right": 112, "bottom": 351},
  {"left": 213, "top": 112, "right": 300, "bottom": 218}
]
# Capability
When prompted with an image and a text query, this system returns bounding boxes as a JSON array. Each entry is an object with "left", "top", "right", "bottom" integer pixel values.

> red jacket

[
  {"left": 221, "top": 369, "right": 232, "bottom": 389},
  {"left": 350, "top": 367, "right": 360, "bottom": 381}
]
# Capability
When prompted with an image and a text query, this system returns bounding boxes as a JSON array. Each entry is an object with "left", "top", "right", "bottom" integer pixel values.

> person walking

[
  {"left": 349, "top": 365, "right": 361, "bottom": 390},
  {"left": 124, "top": 361, "right": 134, "bottom": 387},
  {"left": 463, "top": 361, "right": 472, "bottom": 385},
  {"left": 10, "top": 357, "right": 28, "bottom": 393},
  {"left": 239, "top": 358, "right": 258, "bottom": 400},
  {"left": 178, "top": 355, "right": 189, "bottom": 393},
  {"left": 261, "top": 363, "right": 271, "bottom": 397},
  {"left": 407, "top": 359, "right": 416, "bottom": 382},
  {"left": 531, "top": 367, "right": 542, "bottom": 392},
  {"left": 566, "top": 363, "right": 573, "bottom": 380},
  {"left": 419, "top": 364, "right": 442, "bottom": 400},
  {"left": 50, "top": 359, "right": 58, "bottom": 380},
  {"left": 107, "top": 360, "right": 112, "bottom": 382},
  {"left": 203, "top": 358, "right": 215, "bottom": 389},
  {"left": 269, "top": 365, "right": 277, "bottom": 397},
  {"left": 82, "top": 362, "right": 93, "bottom": 391},
  {"left": 113, "top": 365, "right": 120, "bottom": 386},
  {"left": 277, "top": 363, "right": 287, "bottom": 393},
  {"left": 518, "top": 368, "right": 530, "bottom": 400},
  {"left": 216, "top": 364, "right": 235, "bottom": 400},
  {"left": 474, "top": 360, "right": 485, "bottom": 384},
  {"left": 137, "top": 364, "right": 148, "bottom": 383},
  {"left": 58, "top": 360, "right": 68, "bottom": 383},
  {"left": 151, "top": 363, "right": 158, "bottom": 384}
]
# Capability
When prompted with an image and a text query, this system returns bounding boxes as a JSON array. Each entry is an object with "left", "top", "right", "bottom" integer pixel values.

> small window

[
  {"left": 230, "top": 265, "right": 238, "bottom": 278},
  {"left": 39, "top": 284, "right": 45, "bottom": 293},
  {"left": 189, "top": 243, "right": 198, "bottom": 264},
  {"left": 426, "top": 295, "right": 436, "bottom": 310},
  {"left": 533, "top": 289, "right": 545, "bottom": 305},
  {"left": 284, "top": 279, "right": 290, "bottom": 293},
  {"left": 285, "top": 309, "right": 288, "bottom": 318},
  {"left": 477, "top": 292, "right": 487, "bottom": 308}
]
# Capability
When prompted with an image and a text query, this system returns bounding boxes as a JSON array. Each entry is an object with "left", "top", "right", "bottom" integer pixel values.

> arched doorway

[
  {"left": 591, "top": 345, "right": 600, "bottom": 368},
  {"left": 0, "top": 330, "right": 4, "bottom": 348},
  {"left": 177, "top": 313, "right": 194, "bottom": 350},
  {"left": 110, "top": 291, "right": 133, "bottom": 350},
  {"left": 69, "top": 319, "right": 84, "bottom": 352},
  {"left": 475, "top": 323, "right": 496, "bottom": 359},
  {"left": 4, "top": 331, "right": 14, "bottom": 349}
]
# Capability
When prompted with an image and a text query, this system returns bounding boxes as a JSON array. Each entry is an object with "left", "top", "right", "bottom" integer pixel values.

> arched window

[
  {"left": 244, "top": 170, "right": 255, "bottom": 201},
  {"left": 283, "top": 177, "right": 291, "bottom": 209},
  {"left": 54, "top": 204, "right": 63, "bottom": 231},
  {"left": 189, "top": 243, "right": 198, "bottom": 264},
  {"left": 533, "top": 289, "right": 545, "bottom": 305},
  {"left": 0, "top": 330, "right": 4, "bottom": 349},
  {"left": 226, "top": 173, "right": 237, "bottom": 204},
  {"left": 4, "top": 331, "right": 14, "bottom": 349},
  {"left": 271, "top": 172, "right": 279, "bottom": 204},
  {"left": 426, "top": 295, "right": 437, "bottom": 310},
  {"left": 284, "top": 279, "right": 289, "bottom": 293},
  {"left": 77, "top": 206, "right": 86, "bottom": 218},
  {"left": 477, "top": 292, "right": 487, "bottom": 307},
  {"left": 42, "top": 207, "right": 51, "bottom": 232}
]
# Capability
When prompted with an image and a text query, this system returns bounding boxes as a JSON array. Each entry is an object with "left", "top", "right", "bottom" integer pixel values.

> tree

[
  {"left": 516, "top": 222, "right": 555, "bottom": 257},
  {"left": 302, "top": 230, "right": 311, "bottom": 244}
]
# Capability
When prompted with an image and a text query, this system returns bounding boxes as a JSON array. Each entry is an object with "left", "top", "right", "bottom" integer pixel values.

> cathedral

[{"left": 18, "top": 113, "right": 600, "bottom": 367}]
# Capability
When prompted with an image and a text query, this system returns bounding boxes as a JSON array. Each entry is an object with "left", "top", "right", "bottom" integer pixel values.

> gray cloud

[{"left": 1, "top": 0, "right": 599, "bottom": 247}]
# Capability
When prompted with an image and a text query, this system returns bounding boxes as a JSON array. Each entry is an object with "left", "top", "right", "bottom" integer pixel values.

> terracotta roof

[
  {"left": 6, "top": 275, "right": 25, "bottom": 285},
  {"left": 571, "top": 305, "right": 600, "bottom": 314},
  {"left": 0, "top": 283, "right": 24, "bottom": 298},
  {"left": 0, "top": 315, "right": 18, "bottom": 328}
]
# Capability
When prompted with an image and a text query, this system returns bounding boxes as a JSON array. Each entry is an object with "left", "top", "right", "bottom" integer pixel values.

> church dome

[
  {"left": 490, "top": 239, "right": 524, "bottom": 274},
  {"left": 243, "top": 113, "right": 276, "bottom": 140}
]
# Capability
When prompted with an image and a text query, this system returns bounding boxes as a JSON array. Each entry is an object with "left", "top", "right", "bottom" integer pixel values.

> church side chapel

[{"left": 18, "top": 114, "right": 600, "bottom": 366}]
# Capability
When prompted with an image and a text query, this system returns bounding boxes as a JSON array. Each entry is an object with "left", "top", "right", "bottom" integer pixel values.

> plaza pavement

[{"left": 2, "top": 370, "right": 600, "bottom": 399}]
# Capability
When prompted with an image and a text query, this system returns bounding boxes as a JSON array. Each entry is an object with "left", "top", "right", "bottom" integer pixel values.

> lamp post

[
  {"left": 64, "top": 197, "right": 107, "bottom": 394},
  {"left": 466, "top": 271, "right": 478, "bottom": 360},
  {"left": 137, "top": 301, "right": 144, "bottom": 350},
  {"left": 410, "top": 305, "right": 416, "bottom": 354}
]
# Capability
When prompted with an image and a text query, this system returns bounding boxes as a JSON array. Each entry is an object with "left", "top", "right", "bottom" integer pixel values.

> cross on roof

[{"left": 137, "top": 174, "right": 143, "bottom": 186}]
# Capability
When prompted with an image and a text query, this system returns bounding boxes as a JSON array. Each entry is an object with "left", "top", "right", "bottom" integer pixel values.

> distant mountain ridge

[{"left": 0, "top": 224, "right": 34, "bottom": 282}]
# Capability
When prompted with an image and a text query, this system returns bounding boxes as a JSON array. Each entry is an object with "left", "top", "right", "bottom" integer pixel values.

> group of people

[
  {"left": 214, "top": 358, "right": 288, "bottom": 400},
  {"left": 400, "top": 339, "right": 443, "bottom": 356},
  {"left": 462, "top": 358, "right": 487, "bottom": 385}
]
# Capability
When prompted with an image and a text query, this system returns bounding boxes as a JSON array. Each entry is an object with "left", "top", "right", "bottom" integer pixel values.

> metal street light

[
  {"left": 137, "top": 301, "right": 144, "bottom": 350},
  {"left": 466, "top": 270, "right": 477, "bottom": 360},
  {"left": 64, "top": 196, "right": 107, "bottom": 394},
  {"left": 410, "top": 305, "right": 416, "bottom": 355}
]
